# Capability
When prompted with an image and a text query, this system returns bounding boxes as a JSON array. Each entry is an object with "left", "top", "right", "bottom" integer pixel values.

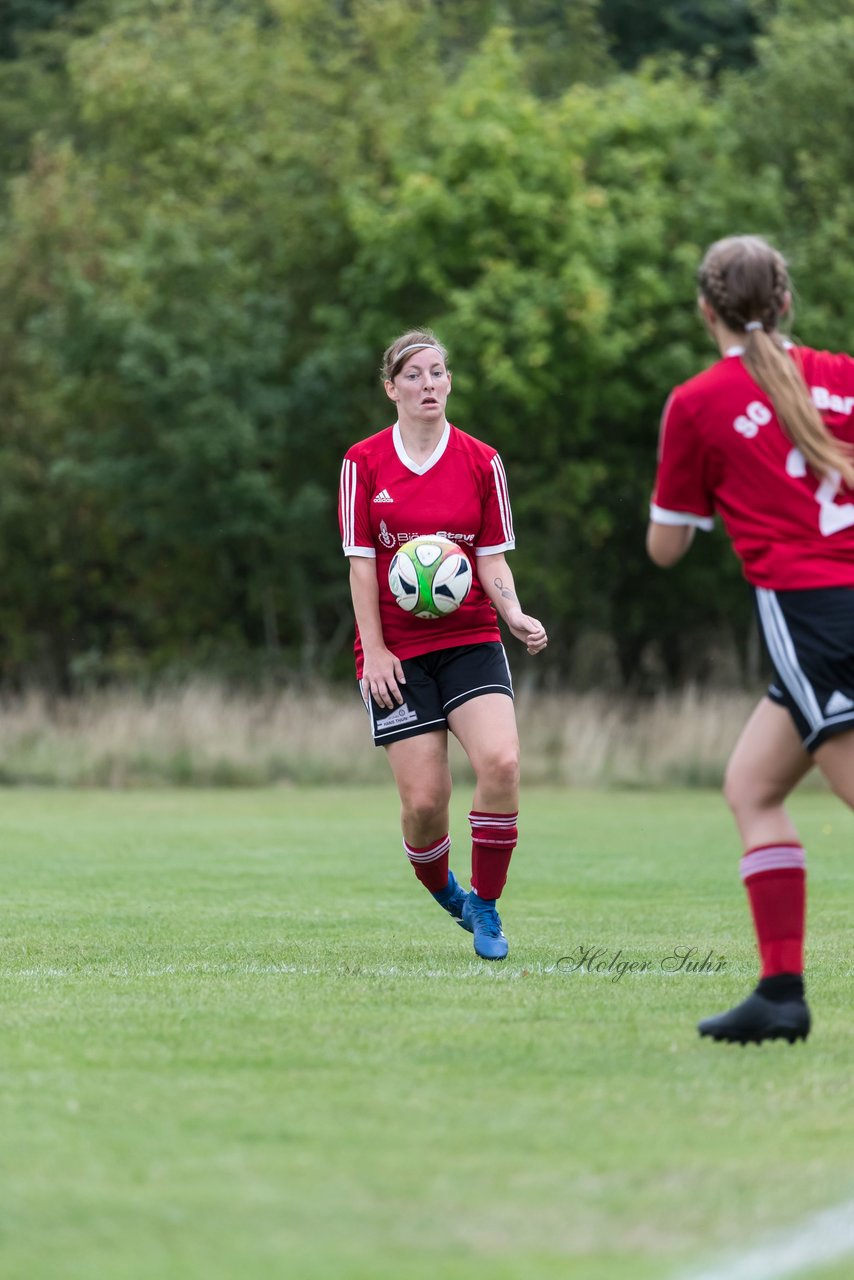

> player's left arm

[{"left": 477, "top": 553, "right": 548, "bottom": 655}]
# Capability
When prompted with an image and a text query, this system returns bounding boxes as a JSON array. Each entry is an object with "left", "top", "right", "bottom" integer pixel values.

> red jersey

[
  {"left": 339, "top": 422, "right": 515, "bottom": 676},
  {"left": 651, "top": 345, "right": 854, "bottom": 588}
]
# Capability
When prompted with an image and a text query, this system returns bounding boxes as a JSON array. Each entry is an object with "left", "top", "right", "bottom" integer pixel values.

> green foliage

[
  {"left": 507, "top": 0, "right": 612, "bottom": 94},
  {"left": 0, "top": 1, "right": 111, "bottom": 172},
  {"left": 723, "top": 3, "right": 854, "bottom": 348},
  {"left": 0, "top": 0, "right": 853, "bottom": 688},
  {"left": 332, "top": 42, "right": 786, "bottom": 676},
  {"left": 0, "top": 1, "right": 82, "bottom": 59},
  {"left": 599, "top": 0, "right": 762, "bottom": 72}
]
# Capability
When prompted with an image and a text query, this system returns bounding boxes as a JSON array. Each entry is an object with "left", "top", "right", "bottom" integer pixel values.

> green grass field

[{"left": 1, "top": 786, "right": 852, "bottom": 1280}]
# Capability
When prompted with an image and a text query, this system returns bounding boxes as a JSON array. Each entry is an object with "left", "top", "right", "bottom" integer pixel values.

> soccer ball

[{"left": 388, "top": 536, "right": 473, "bottom": 619}]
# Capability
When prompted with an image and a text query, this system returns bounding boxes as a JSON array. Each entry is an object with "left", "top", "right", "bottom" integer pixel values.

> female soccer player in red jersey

[
  {"left": 648, "top": 234, "right": 854, "bottom": 1044},
  {"left": 338, "top": 330, "right": 547, "bottom": 960}
]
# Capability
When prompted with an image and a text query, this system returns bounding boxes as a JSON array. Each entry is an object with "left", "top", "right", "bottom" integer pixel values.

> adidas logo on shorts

[{"left": 825, "top": 690, "right": 854, "bottom": 715}]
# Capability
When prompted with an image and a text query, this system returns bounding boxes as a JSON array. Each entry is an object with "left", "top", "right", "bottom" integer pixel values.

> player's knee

[
  {"left": 723, "top": 762, "right": 785, "bottom": 817},
  {"left": 479, "top": 746, "right": 520, "bottom": 795},
  {"left": 722, "top": 764, "right": 762, "bottom": 817},
  {"left": 401, "top": 789, "right": 450, "bottom": 830}
]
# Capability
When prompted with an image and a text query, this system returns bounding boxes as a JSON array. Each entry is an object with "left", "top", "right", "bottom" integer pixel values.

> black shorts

[
  {"left": 360, "top": 641, "right": 514, "bottom": 746},
  {"left": 754, "top": 585, "right": 854, "bottom": 751}
]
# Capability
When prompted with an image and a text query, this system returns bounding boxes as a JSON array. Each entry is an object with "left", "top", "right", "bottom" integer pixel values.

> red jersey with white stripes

[
  {"left": 652, "top": 346, "right": 854, "bottom": 588},
  {"left": 339, "top": 422, "right": 514, "bottom": 676}
]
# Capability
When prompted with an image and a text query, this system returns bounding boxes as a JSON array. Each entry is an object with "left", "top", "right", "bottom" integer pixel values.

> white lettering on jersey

[
  {"left": 785, "top": 448, "right": 854, "bottom": 537},
  {"left": 396, "top": 531, "right": 475, "bottom": 546},
  {"left": 785, "top": 449, "right": 808, "bottom": 478},
  {"left": 435, "top": 531, "right": 476, "bottom": 546},
  {"left": 733, "top": 400, "right": 772, "bottom": 439},
  {"left": 811, "top": 386, "right": 854, "bottom": 416}
]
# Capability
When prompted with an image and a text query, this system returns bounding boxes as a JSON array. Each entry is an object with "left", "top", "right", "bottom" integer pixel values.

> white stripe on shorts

[
  {"left": 755, "top": 588, "right": 824, "bottom": 734},
  {"left": 443, "top": 681, "right": 512, "bottom": 713}
]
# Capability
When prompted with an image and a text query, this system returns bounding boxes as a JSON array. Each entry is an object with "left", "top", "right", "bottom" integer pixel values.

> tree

[
  {"left": 2, "top": 0, "right": 853, "bottom": 690},
  {"left": 319, "top": 32, "right": 789, "bottom": 682},
  {"left": 723, "top": 1, "right": 854, "bottom": 349},
  {"left": 599, "top": 1, "right": 762, "bottom": 72},
  {"left": 0, "top": 1, "right": 85, "bottom": 59}
]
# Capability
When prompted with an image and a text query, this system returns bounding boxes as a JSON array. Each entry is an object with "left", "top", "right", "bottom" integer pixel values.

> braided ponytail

[{"left": 698, "top": 236, "right": 854, "bottom": 489}]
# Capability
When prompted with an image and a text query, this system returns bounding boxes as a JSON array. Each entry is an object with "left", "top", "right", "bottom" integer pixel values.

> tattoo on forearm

[{"left": 493, "top": 577, "right": 518, "bottom": 603}]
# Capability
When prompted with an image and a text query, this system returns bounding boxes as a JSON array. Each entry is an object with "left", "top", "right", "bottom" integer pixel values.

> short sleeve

[
  {"left": 476, "top": 453, "right": 516, "bottom": 555},
  {"left": 650, "top": 391, "right": 715, "bottom": 531},
  {"left": 339, "top": 453, "right": 376, "bottom": 557}
]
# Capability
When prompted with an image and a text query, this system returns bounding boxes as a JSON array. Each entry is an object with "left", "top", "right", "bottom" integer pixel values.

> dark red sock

[
  {"left": 469, "top": 810, "right": 518, "bottom": 900},
  {"left": 404, "top": 833, "right": 450, "bottom": 894},
  {"left": 740, "top": 843, "right": 806, "bottom": 977}
]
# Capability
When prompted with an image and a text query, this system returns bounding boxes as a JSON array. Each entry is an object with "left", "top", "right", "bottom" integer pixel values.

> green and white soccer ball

[{"left": 388, "top": 536, "right": 473, "bottom": 620}]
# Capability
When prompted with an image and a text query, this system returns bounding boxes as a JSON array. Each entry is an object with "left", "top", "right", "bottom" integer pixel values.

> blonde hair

[
  {"left": 381, "top": 329, "right": 449, "bottom": 383},
  {"left": 698, "top": 235, "right": 854, "bottom": 488}
]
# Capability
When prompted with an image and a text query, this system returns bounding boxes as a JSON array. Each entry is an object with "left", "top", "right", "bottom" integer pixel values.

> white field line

[
  {"left": 5, "top": 961, "right": 553, "bottom": 979},
  {"left": 677, "top": 1199, "right": 854, "bottom": 1280},
  {"left": 1, "top": 960, "right": 747, "bottom": 981}
]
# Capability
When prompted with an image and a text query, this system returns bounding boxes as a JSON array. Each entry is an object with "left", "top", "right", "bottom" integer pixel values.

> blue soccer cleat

[
  {"left": 431, "top": 870, "right": 473, "bottom": 932},
  {"left": 461, "top": 891, "right": 508, "bottom": 961}
]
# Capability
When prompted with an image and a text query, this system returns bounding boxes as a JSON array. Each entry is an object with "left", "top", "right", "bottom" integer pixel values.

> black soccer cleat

[{"left": 698, "top": 990, "right": 811, "bottom": 1045}]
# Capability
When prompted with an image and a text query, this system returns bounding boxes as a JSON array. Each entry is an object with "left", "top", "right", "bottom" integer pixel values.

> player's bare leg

[
  {"left": 448, "top": 692, "right": 521, "bottom": 814},
  {"left": 723, "top": 697, "right": 813, "bottom": 847},
  {"left": 386, "top": 730, "right": 452, "bottom": 847},
  {"left": 702, "top": 699, "right": 812, "bottom": 1044},
  {"left": 447, "top": 695, "right": 520, "bottom": 960},
  {"left": 814, "top": 728, "right": 854, "bottom": 807},
  {"left": 385, "top": 730, "right": 469, "bottom": 927}
]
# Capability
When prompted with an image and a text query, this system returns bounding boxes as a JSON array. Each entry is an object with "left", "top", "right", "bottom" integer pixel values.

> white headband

[
  {"left": 744, "top": 320, "right": 764, "bottom": 332},
  {"left": 393, "top": 342, "right": 445, "bottom": 365}
]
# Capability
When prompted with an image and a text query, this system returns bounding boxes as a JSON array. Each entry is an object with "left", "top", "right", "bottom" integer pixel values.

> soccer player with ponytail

[
  {"left": 339, "top": 330, "right": 547, "bottom": 960},
  {"left": 648, "top": 235, "right": 854, "bottom": 1044}
]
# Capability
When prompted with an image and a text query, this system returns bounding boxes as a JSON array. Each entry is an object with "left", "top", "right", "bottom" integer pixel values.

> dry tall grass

[{"left": 0, "top": 682, "right": 825, "bottom": 789}]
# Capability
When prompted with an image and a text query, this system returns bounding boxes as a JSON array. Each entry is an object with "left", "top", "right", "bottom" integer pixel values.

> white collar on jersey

[
  {"left": 725, "top": 339, "right": 795, "bottom": 358},
  {"left": 392, "top": 420, "right": 450, "bottom": 475}
]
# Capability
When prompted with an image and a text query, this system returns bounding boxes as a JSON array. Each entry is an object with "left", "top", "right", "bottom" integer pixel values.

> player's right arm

[
  {"left": 646, "top": 523, "right": 695, "bottom": 567},
  {"left": 647, "top": 389, "right": 714, "bottom": 569},
  {"left": 347, "top": 556, "right": 406, "bottom": 710},
  {"left": 340, "top": 448, "right": 406, "bottom": 708}
]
